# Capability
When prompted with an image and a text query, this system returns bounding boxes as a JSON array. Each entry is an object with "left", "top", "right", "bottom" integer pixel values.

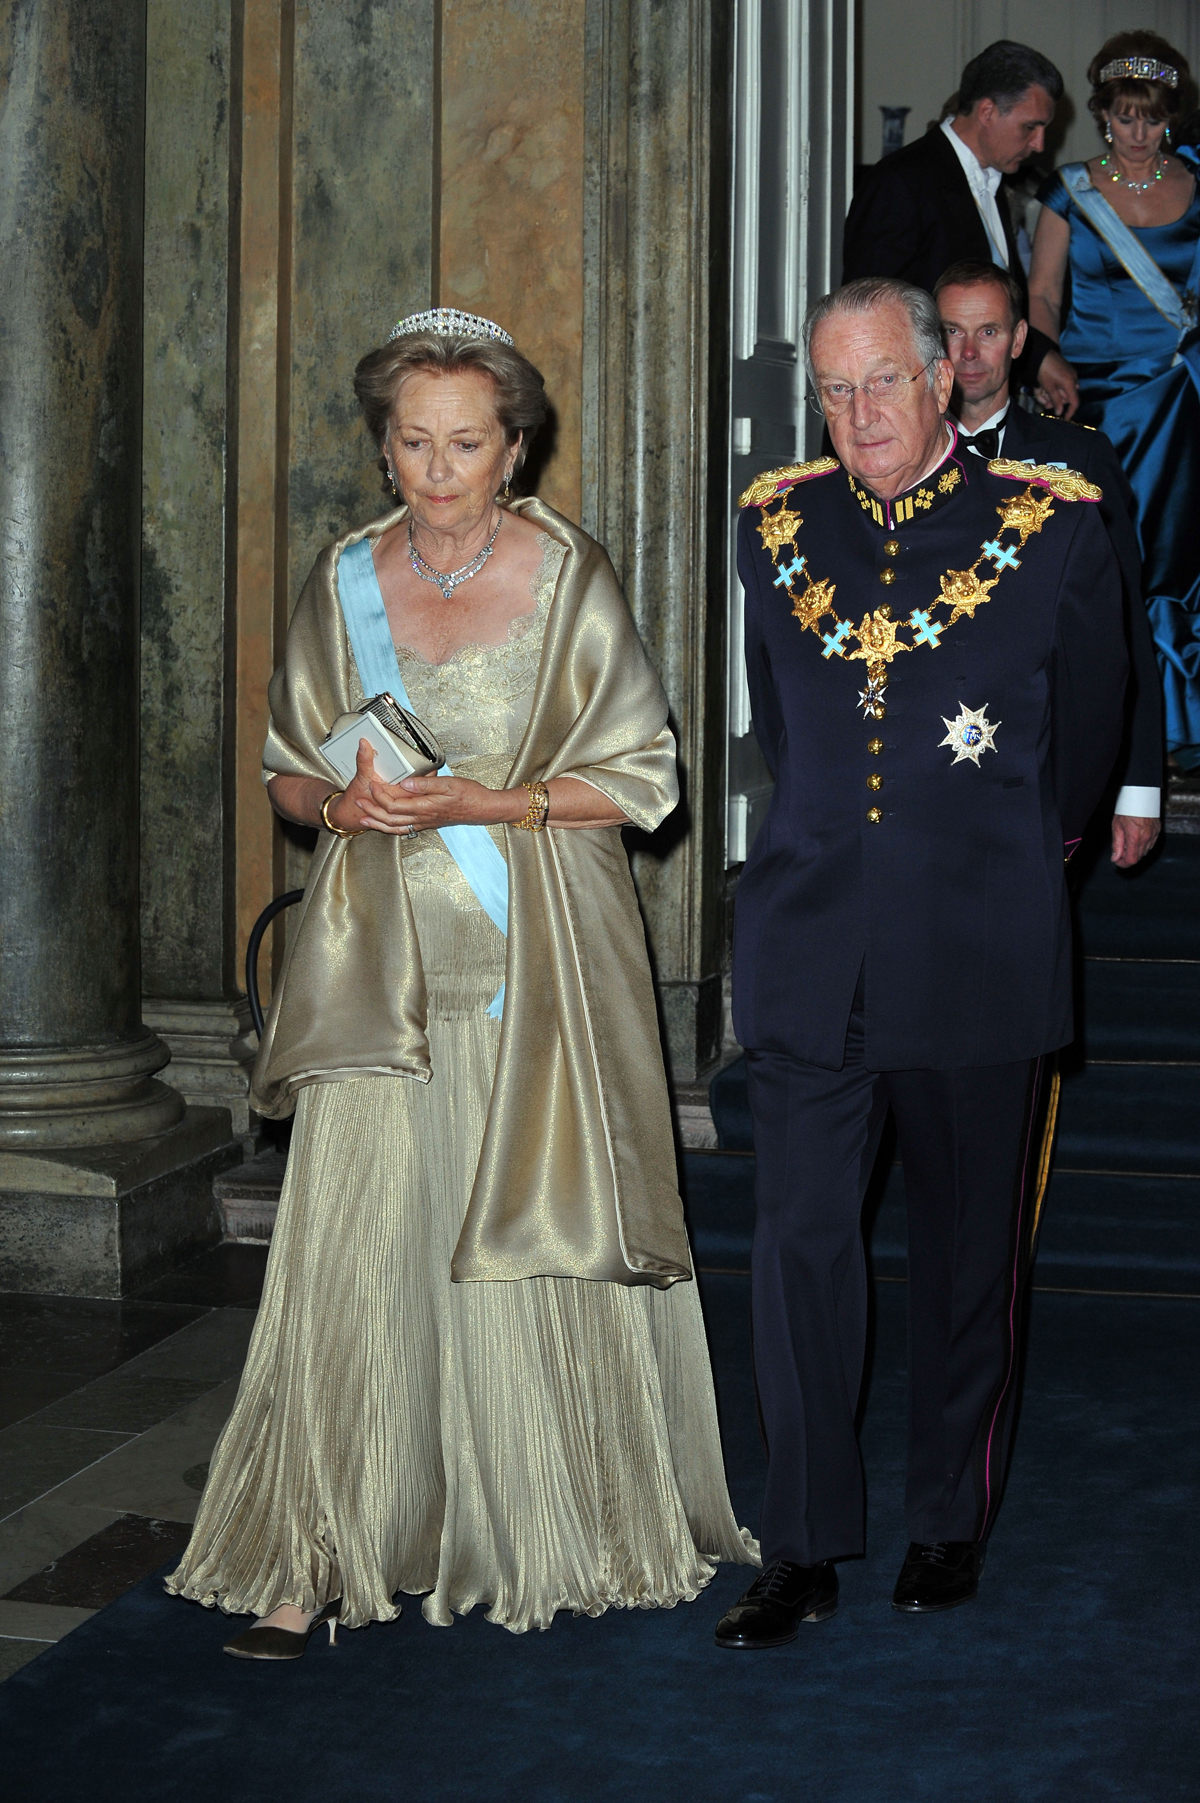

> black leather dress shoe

[
  {"left": 714, "top": 1560, "right": 838, "bottom": 1649},
  {"left": 891, "top": 1541, "right": 983, "bottom": 1612}
]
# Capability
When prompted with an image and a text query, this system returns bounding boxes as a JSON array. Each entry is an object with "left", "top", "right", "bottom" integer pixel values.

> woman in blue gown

[{"left": 1030, "top": 31, "right": 1200, "bottom": 770}]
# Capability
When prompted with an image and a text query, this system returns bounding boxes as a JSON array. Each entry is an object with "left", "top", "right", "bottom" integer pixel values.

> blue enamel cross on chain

[
  {"left": 907, "top": 608, "right": 945, "bottom": 648},
  {"left": 774, "top": 555, "right": 808, "bottom": 589},
  {"left": 981, "top": 538, "right": 1021, "bottom": 573}
]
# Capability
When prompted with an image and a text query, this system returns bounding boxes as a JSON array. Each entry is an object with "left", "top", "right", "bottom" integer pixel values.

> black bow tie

[{"left": 959, "top": 426, "right": 1002, "bottom": 459}]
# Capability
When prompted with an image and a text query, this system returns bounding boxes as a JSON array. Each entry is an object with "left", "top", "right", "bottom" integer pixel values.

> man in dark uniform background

[
  {"left": 843, "top": 40, "right": 1079, "bottom": 416},
  {"left": 715, "top": 278, "right": 1127, "bottom": 1650},
  {"left": 934, "top": 259, "right": 1162, "bottom": 869}
]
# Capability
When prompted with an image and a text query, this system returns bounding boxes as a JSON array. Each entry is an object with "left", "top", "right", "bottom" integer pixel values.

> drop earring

[
  {"left": 503, "top": 473, "right": 512, "bottom": 503},
  {"left": 1104, "top": 122, "right": 1113, "bottom": 143}
]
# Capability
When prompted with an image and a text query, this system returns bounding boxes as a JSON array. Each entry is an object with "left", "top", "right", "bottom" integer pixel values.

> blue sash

[
  {"left": 337, "top": 535, "right": 509, "bottom": 1018},
  {"left": 1062, "top": 163, "right": 1200, "bottom": 354}
]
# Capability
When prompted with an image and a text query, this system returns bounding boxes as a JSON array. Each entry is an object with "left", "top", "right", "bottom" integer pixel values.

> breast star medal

[{"left": 940, "top": 703, "right": 1000, "bottom": 767}]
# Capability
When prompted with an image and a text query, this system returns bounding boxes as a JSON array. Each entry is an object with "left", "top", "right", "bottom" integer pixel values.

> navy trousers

[{"left": 746, "top": 999, "right": 1047, "bottom": 1566}]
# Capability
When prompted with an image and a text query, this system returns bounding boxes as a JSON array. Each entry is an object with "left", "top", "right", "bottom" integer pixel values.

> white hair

[{"left": 803, "top": 278, "right": 946, "bottom": 389}]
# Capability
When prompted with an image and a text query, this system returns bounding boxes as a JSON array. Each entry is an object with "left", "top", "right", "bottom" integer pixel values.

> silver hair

[{"left": 803, "top": 278, "right": 947, "bottom": 391}]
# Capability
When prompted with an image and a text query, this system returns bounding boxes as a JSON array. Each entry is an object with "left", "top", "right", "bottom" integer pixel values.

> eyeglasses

[{"left": 807, "top": 359, "right": 937, "bottom": 417}]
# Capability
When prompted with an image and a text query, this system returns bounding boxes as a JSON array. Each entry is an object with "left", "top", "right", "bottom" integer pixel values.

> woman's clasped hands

[{"left": 327, "top": 736, "right": 519, "bottom": 837}]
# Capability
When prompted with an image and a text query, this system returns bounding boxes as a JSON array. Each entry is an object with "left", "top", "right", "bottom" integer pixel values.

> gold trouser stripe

[{"left": 1031, "top": 1066, "right": 1062, "bottom": 1240}]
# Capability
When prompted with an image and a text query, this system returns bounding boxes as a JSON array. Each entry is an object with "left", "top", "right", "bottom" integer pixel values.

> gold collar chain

[{"left": 760, "top": 482, "right": 1057, "bottom": 718}]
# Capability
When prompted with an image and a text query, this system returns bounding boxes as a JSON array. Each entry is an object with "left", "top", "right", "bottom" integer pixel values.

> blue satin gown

[{"left": 1039, "top": 167, "right": 1200, "bottom": 767}]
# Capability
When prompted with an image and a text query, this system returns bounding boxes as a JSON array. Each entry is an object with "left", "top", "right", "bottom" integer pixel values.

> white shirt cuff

[{"left": 1114, "top": 785, "right": 1161, "bottom": 818}]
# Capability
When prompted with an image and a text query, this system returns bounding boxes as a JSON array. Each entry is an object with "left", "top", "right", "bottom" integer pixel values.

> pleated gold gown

[{"left": 167, "top": 537, "right": 755, "bottom": 1633}]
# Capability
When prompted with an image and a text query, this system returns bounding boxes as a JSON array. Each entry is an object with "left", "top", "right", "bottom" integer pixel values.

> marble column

[
  {"left": 582, "top": 0, "right": 733, "bottom": 1082},
  {"left": 0, "top": 0, "right": 236, "bottom": 1294},
  {"left": 140, "top": 0, "right": 257, "bottom": 1132}
]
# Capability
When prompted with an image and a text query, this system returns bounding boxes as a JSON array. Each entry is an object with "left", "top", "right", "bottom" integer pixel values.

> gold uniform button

[
  {"left": 867, "top": 773, "right": 883, "bottom": 792},
  {"left": 871, "top": 704, "right": 886, "bottom": 719},
  {"left": 867, "top": 807, "right": 883, "bottom": 825},
  {"left": 879, "top": 567, "right": 896, "bottom": 585},
  {"left": 867, "top": 737, "right": 884, "bottom": 755},
  {"left": 883, "top": 537, "right": 900, "bottom": 557}
]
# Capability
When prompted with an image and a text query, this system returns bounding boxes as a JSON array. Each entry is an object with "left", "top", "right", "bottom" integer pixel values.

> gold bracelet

[
  {"left": 320, "top": 789, "right": 363, "bottom": 838},
  {"left": 515, "top": 780, "right": 549, "bottom": 833}
]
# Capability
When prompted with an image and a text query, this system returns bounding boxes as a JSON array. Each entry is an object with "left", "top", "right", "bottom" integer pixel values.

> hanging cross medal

[{"left": 859, "top": 676, "right": 887, "bottom": 719}]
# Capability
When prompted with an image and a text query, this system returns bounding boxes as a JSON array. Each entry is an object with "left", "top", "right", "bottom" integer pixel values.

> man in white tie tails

[{"left": 843, "top": 40, "right": 1080, "bottom": 417}]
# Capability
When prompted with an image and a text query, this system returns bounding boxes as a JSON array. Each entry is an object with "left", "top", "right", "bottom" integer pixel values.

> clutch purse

[{"left": 319, "top": 692, "right": 445, "bottom": 785}]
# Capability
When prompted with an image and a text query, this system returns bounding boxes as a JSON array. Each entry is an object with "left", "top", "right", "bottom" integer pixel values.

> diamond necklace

[
  {"left": 408, "top": 513, "right": 502, "bottom": 600},
  {"left": 1099, "top": 152, "right": 1165, "bottom": 193}
]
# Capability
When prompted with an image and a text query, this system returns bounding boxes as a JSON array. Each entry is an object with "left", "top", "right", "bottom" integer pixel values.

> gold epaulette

[
  {"left": 986, "top": 458, "right": 1102, "bottom": 502},
  {"left": 738, "top": 456, "right": 840, "bottom": 509}
]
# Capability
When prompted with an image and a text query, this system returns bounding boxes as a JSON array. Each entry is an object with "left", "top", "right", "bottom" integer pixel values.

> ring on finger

[{"left": 402, "top": 824, "right": 420, "bottom": 839}]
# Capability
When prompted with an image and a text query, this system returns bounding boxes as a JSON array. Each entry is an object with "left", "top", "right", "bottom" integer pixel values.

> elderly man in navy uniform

[{"left": 715, "top": 277, "right": 1127, "bottom": 1650}]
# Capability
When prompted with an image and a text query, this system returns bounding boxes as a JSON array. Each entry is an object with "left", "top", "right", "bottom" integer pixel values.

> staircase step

[
  {"left": 683, "top": 1152, "right": 1200, "bottom": 1293},
  {"left": 213, "top": 1152, "right": 287, "bottom": 1242},
  {"left": 1077, "top": 838, "right": 1200, "bottom": 962},
  {"left": 1055, "top": 1061, "right": 1200, "bottom": 1174},
  {"left": 1080, "top": 959, "right": 1200, "bottom": 1062}
]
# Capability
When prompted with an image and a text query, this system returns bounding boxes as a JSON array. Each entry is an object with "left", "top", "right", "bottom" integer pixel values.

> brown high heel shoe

[{"left": 223, "top": 1598, "right": 342, "bottom": 1661}]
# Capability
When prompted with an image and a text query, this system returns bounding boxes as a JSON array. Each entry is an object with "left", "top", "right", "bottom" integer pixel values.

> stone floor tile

[
  {"left": 0, "top": 1637, "right": 45, "bottom": 1680},
  {"left": 48, "top": 1381, "right": 237, "bottom": 1523},
  {"left": 134, "top": 1242, "right": 269, "bottom": 1309},
  {"left": 0, "top": 1295, "right": 206, "bottom": 1379},
  {"left": 0, "top": 1367, "right": 87, "bottom": 1430},
  {"left": 121, "top": 1309, "right": 255, "bottom": 1386},
  {"left": 0, "top": 1424, "right": 131, "bottom": 1520},
  {"left": 0, "top": 1497, "right": 122, "bottom": 1595},
  {"left": 36, "top": 1371, "right": 218, "bottom": 1435},
  {"left": 4, "top": 1514, "right": 191, "bottom": 1609},
  {"left": 0, "top": 1599, "right": 95, "bottom": 1639}
]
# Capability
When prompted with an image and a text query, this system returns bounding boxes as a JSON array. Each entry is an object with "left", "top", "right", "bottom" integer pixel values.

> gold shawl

[{"left": 251, "top": 499, "right": 691, "bottom": 1289}]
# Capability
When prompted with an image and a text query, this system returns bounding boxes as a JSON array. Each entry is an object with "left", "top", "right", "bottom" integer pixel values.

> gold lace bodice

[
  {"left": 398, "top": 532, "right": 565, "bottom": 766},
  {"left": 391, "top": 531, "right": 565, "bottom": 908}
]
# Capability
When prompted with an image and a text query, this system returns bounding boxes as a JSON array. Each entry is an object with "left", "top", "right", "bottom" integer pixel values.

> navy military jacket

[{"left": 732, "top": 443, "right": 1127, "bottom": 1071}]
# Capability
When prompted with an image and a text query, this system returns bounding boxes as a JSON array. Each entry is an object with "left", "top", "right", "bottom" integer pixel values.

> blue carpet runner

[
  {"left": 3, "top": 1274, "right": 1196, "bottom": 1802},
  {"left": 700, "top": 838, "right": 1200, "bottom": 1293}
]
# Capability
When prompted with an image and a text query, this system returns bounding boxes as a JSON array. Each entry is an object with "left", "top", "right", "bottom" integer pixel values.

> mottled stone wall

[
  {"left": 0, "top": 1, "right": 148, "bottom": 1049},
  {"left": 440, "top": 0, "right": 586, "bottom": 522},
  {"left": 141, "top": 0, "right": 234, "bottom": 1001},
  {"left": 286, "top": 1, "right": 436, "bottom": 610}
]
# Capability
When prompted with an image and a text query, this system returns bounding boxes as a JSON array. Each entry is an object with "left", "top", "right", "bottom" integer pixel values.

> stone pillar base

[
  {"left": 141, "top": 998, "right": 258, "bottom": 1139},
  {"left": 0, "top": 1107, "right": 242, "bottom": 1298}
]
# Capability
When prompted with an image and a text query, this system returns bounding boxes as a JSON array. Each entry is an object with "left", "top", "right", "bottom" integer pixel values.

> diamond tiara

[
  {"left": 1098, "top": 55, "right": 1179, "bottom": 89},
  {"left": 387, "top": 308, "right": 514, "bottom": 346}
]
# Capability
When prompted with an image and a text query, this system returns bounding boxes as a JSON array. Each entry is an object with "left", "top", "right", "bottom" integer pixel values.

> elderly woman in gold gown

[{"left": 167, "top": 309, "right": 754, "bottom": 1653}]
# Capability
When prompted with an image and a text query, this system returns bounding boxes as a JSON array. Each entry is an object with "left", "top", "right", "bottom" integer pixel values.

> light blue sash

[
  {"left": 1062, "top": 163, "right": 1200, "bottom": 351},
  {"left": 337, "top": 535, "right": 509, "bottom": 1018}
]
